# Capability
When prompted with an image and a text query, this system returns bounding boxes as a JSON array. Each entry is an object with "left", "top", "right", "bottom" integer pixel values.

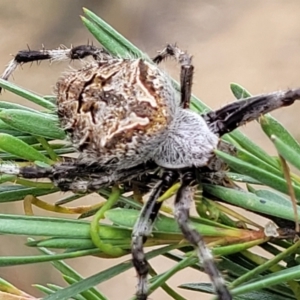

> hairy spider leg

[
  {"left": 131, "top": 170, "right": 179, "bottom": 300},
  {"left": 203, "top": 88, "right": 300, "bottom": 136},
  {"left": 52, "top": 163, "right": 157, "bottom": 193},
  {"left": 0, "top": 45, "right": 110, "bottom": 90},
  {"left": 0, "top": 161, "right": 158, "bottom": 193},
  {"left": 153, "top": 44, "right": 193, "bottom": 108},
  {"left": 175, "top": 171, "right": 232, "bottom": 300},
  {"left": 132, "top": 169, "right": 233, "bottom": 300}
]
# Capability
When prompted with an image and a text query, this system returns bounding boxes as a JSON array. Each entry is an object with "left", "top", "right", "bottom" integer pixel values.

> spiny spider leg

[
  {"left": 175, "top": 171, "right": 232, "bottom": 300},
  {"left": 132, "top": 170, "right": 179, "bottom": 300},
  {"left": 0, "top": 161, "right": 158, "bottom": 193},
  {"left": 1, "top": 45, "right": 110, "bottom": 85},
  {"left": 55, "top": 163, "right": 158, "bottom": 193},
  {"left": 153, "top": 44, "right": 193, "bottom": 108},
  {"left": 203, "top": 89, "right": 300, "bottom": 136}
]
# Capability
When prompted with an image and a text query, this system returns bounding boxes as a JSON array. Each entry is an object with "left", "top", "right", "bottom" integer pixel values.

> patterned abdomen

[{"left": 55, "top": 58, "right": 175, "bottom": 170}]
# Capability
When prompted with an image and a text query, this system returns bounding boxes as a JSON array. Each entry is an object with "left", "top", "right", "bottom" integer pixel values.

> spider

[{"left": 1, "top": 43, "right": 300, "bottom": 300}]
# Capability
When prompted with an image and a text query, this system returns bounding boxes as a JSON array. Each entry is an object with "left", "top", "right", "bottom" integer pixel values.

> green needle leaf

[
  {"left": 0, "top": 78, "right": 56, "bottom": 110},
  {"left": 204, "top": 183, "right": 299, "bottom": 222},
  {"left": 215, "top": 149, "right": 300, "bottom": 200},
  {"left": 0, "top": 133, "right": 52, "bottom": 163},
  {"left": 0, "top": 109, "right": 65, "bottom": 140},
  {"left": 230, "top": 82, "right": 252, "bottom": 99},
  {"left": 271, "top": 134, "right": 300, "bottom": 171},
  {"left": 43, "top": 245, "right": 177, "bottom": 300},
  {"left": 231, "top": 264, "right": 300, "bottom": 296},
  {"left": 260, "top": 114, "right": 300, "bottom": 155},
  {"left": 82, "top": 8, "right": 148, "bottom": 60}
]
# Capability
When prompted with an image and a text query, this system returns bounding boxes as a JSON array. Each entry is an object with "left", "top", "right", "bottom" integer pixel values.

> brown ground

[{"left": 1, "top": 1, "right": 300, "bottom": 299}]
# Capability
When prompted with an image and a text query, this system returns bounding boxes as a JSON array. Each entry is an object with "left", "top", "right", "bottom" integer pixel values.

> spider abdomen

[{"left": 55, "top": 58, "right": 176, "bottom": 169}]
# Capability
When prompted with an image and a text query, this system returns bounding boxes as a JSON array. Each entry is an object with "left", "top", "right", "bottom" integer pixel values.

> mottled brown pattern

[{"left": 56, "top": 58, "right": 175, "bottom": 169}]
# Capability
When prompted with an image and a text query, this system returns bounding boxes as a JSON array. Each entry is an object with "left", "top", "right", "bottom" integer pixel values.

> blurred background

[{"left": 1, "top": 1, "right": 300, "bottom": 299}]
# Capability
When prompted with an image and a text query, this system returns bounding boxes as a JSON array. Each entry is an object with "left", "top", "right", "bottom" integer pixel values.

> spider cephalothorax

[{"left": 1, "top": 43, "right": 300, "bottom": 300}]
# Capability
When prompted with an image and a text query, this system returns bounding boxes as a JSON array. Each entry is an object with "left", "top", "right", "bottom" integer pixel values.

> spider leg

[
  {"left": 175, "top": 171, "right": 232, "bottom": 300},
  {"left": 203, "top": 89, "right": 300, "bottom": 136},
  {"left": 131, "top": 170, "right": 178, "bottom": 300},
  {"left": 152, "top": 44, "right": 193, "bottom": 108},
  {"left": 0, "top": 160, "right": 158, "bottom": 193},
  {"left": 54, "top": 164, "right": 157, "bottom": 193},
  {"left": 0, "top": 162, "right": 53, "bottom": 178},
  {"left": 0, "top": 45, "right": 110, "bottom": 87}
]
